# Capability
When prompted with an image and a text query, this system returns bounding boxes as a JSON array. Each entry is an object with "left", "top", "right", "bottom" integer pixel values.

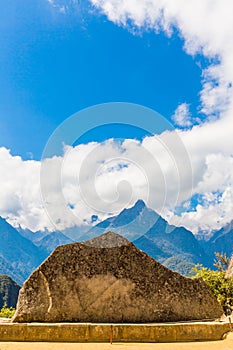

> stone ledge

[{"left": 0, "top": 322, "right": 231, "bottom": 343}]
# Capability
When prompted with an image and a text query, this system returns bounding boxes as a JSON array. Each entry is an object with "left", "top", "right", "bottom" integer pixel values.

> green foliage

[
  {"left": 191, "top": 264, "right": 233, "bottom": 311},
  {"left": 213, "top": 252, "right": 231, "bottom": 272},
  {"left": 163, "top": 255, "right": 195, "bottom": 276},
  {"left": 0, "top": 305, "right": 16, "bottom": 318}
]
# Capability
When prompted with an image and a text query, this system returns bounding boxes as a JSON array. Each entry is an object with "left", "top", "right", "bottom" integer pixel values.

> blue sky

[
  {"left": 0, "top": 0, "right": 204, "bottom": 160},
  {"left": 1, "top": 0, "right": 233, "bottom": 234}
]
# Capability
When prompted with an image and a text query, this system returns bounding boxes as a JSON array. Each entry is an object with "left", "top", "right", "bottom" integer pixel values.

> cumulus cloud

[
  {"left": 3, "top": 0, "right": 233, "bottom": 234},
  {"left": 0, "top": 127, "right": 192, "bottom": 232},
  {"left": 1, "top": 114, "right": 233, "bottom": 234},
  {"left": 0, "top": 147, "right": 49, "bottom": 231},
  {"left": 91, "top": 0, "right": 233, "bottom": 116},
  {"left": 172, "top": 103, "right": 192, "bottom": 128},
  {"left": 39, "top": 133, "right": 192, "bottom": 232},
  {"left": 1, "top": 112, "right": 233, "bottom": 234},
  {"left": 88, "top": 0, "right": 233, "bottom": 232},
  {"left": 169, "top": 119, "right": 233, "bottom": 233}
]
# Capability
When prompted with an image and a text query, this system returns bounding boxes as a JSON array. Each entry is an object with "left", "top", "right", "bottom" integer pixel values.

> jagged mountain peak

[
  {"left": 82, "top": 199, "right": 158, "bottom": 242},
  {"left": 134, "top": 199, "right": 146, "bottom": 209},
  {"left": 111, "top": 199, "right": 148, "bottom": 227}
]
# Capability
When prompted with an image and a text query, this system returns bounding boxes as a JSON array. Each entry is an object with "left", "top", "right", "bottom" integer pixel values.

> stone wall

[{"left": 0, "top": 322, "right": 231, "bottom": 342}]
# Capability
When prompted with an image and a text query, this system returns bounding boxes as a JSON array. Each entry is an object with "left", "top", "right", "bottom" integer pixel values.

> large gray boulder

[{"left": 13, "top": 232, "right": 223, "bottom": 323}]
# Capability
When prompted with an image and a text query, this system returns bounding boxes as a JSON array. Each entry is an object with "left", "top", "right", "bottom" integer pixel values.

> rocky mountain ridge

[
  {"left": 0, "top": 274, "right": 20, "bottom": 308},
  {"left": 1, "top": 200, "right": 232, "bottom": 283}
]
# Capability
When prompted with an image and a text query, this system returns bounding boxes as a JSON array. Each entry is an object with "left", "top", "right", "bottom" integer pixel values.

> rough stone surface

[{"left": 13, "top": 232, "right": 223, "bottom": 323}]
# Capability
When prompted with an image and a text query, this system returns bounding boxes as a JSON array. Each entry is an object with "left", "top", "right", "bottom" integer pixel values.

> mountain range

[
  {"left": 82, "top": 200, "right": 159, "bottom": 241},
  {"left": 0, "top": 274, "right": 20, "bottom": 308},
  {"left": 0, "top": 200, "right": 232, "bottom": 284},
  {"left": 0, "top": 217, "right": 46, "bottom": 284}
]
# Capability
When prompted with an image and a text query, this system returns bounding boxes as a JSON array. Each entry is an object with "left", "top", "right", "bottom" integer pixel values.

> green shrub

[
  {"left": 191, "top": 265, "right": 233, "bottom": 312},
  {"left": 0, "top": 305, "right": 16, "bottom": 318}
]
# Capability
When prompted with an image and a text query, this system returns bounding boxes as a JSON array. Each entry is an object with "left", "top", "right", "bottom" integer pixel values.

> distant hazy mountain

[
  {"left": 17, "top": 227, "right": 47, "bottom": 245},
  {"left": 0, "top": 256, "right": 23, "bottom": 286},
  {"left": 133, "top": 235, "right": 169, "bottom": 261},
  {"left": 133, "top": 214, "right": 212, "bottom": 274},
  {"left": 0, "top": 274, "right": 20, "bottom": 308},
  {"left": 18, "top": 224, "right": 91, "bottom": 247},
  {"left": 61, "top": 225, "right": 92, "bottom": 242},
  {"left": 1, "top": 199, "right": 228, "bottom": 283},
  {"left": 79, "top": 200, "right": 213, "bottom": 275},
  {"left": 204, "top": 221, "right": 233, "bottom": 259},
  {"left": 18, "top": 228, "right": 75, "bottom": 254},
  {"left": 0, "top": 217, "right": 46, "bottom": 284},
  {"left": 35, "top": 231, "right": 73, "bottom": 255},
  {"left": 83, "top": 200, "right": 159, "bottom": 241}
]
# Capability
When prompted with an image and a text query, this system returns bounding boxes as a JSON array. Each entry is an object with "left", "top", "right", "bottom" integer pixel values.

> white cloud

[
  {"left": 2, "top": 0, "right": 233, "bottom": 235},
  {"left": 166, "top": 110, "right": 233, "bottom": 232},
  {"left": 41, "top": 137, "right": 185, "bottom": 231},
  {"left": 1, "top": 111, "right": 233, "bottom": 234},
  {"left": 172, "top": 103, "right": 192, "bottom": 128},
  {"left": 0, "top": 133, "right": 191, "bottom": 232},
  {"left": 88, "top": 0, "right": 233, "bottom": 233},
  {"left": 0, "top": 147, "right": 49, "bottom": 231},
  {"left": 91, "top": 0, "right": 233, "bottom": 116},
  {"left": 200, "top": 64, "right": 232, "bottom": 118}
]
